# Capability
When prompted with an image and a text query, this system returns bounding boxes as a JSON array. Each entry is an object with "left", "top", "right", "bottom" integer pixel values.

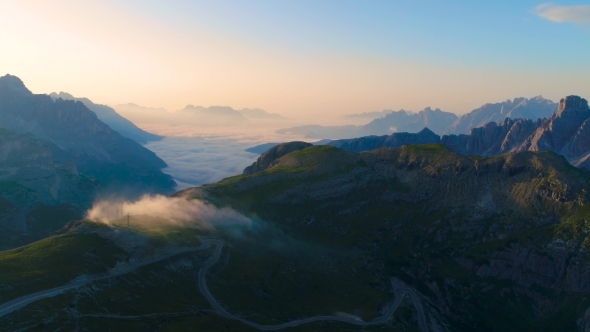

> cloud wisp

[
  {"left": 534, "top": 3, "right": 590, "bottom": 25},
  {"left": 86, "top": 194, "right": 252, "bottom": 228}
]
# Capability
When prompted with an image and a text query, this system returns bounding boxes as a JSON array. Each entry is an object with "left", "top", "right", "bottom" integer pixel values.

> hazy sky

[{"left": 0, "top": 0, "right": 589, "bottom": 117}]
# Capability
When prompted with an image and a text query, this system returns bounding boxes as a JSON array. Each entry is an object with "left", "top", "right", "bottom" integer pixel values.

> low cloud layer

[
  {"left": 535, "top": 3, "right": 590, "bottom": 24},
  {"left": 86, "top": 194, "right": 252, "bottom": 228},
  {"left": 142, "top": 129, "right": 310, "bottom": 189},
  {"left": 144, "top": 136, "right": 262, "bottom": 189}
]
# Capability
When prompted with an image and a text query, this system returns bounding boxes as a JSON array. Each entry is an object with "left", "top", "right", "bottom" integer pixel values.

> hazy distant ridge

[
  {"left": 277, "top": 107, "right": 457, "bottom": 139},
  {"left": 49, "top": 92, "right": 162, "bottom": 144}
]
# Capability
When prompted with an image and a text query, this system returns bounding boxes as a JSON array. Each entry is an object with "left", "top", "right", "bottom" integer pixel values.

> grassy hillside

[{"left": 3, "top": 144, "right": 590, "bottom": 331}]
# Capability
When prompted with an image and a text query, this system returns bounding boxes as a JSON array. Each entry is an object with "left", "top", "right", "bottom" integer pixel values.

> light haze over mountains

[
  {"left": 275, "top": 96, "right": 559, "bottom": 140},
  {"left": 112, "top": 103, "right": 285, "bottom": 127}
]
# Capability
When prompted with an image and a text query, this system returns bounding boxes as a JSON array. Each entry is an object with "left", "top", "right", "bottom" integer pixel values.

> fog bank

[{"left": 86, "top": 194, "right": 251, "bottom": 228}]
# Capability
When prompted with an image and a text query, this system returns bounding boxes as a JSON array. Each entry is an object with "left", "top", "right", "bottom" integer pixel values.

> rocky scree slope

[{"left": 179, "top": 144, "right": 590, "bottom": 331}]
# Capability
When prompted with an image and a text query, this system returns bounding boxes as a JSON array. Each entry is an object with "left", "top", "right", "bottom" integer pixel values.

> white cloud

[
  {"left": 534, "top": 3, "right": 590, "bottom": 24},
  {"left": 86, "top": 194, "right": 252, "bottom": 228}
]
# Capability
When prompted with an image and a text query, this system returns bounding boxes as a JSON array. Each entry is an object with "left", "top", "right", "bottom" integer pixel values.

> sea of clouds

[{"left": 141, "top": 125, "right": 310, "bottom": 189}]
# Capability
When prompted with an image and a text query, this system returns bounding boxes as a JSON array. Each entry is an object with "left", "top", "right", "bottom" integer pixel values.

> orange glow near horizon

[{"left": 0, "top": 1, "right": 588, "bottom": 121}]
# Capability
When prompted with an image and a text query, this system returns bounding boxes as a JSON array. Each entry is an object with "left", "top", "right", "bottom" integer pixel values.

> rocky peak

[
  {"left": 0, "top": 74, "right": 32, "bottom": 96},
  {"left": 556, "top": 95, "right": 589, "bottom": 118}
]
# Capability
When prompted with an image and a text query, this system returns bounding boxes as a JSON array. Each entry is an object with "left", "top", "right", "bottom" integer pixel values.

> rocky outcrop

[{"left": 243, "top": 141, "right": 313, "bottom": 174}]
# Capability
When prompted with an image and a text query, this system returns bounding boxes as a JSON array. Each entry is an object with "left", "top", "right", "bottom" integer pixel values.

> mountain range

[
  {"left": 2, "top": 82, "right": 590, "bottom": 330},
  {"left": 113, "top": 104, "right": 285, "bottom": 127},
  {"left": 277, "top": 96, "right": 558, "bottom": 140},
  {"left": 0, "top": 74, "right": 175, "bottom": 249},
  {"left": 49, "top": 92, "right": 161, "bottom": 144},
  {"left": 444, "top": 95, "right": 557, "bottom": 135},
  {"left": 325, "top": 95, "right": 590, "bottom": 171},
  {"left": 277, "top": 107, "right": 458, "bottom": 139}
]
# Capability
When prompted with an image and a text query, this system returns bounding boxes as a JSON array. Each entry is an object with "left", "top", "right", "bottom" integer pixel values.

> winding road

[
  {"left": 0, "top": 239, "right": 429, "bottom": 331},
  {"left": 198, "top": 239, "right": 429, "bottom": 331}
]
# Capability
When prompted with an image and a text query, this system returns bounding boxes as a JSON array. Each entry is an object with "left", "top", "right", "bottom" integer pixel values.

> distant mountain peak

[
  {"left": 418, "top": 127, "right": 437, "bottom": 136},
  {"left": 557, "top": 95, "right": 589, "bottom": 117},
  {"left": 0, "top": 74, "right": 32, "bottom": 96}
]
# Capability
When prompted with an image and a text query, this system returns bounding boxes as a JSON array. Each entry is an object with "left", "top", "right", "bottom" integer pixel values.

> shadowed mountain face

[
  {"left": 49, "top": 92, "right": 162, "bottom": 144},
  {"left": 0, "top": 74, "right": 175, "bottom": 249},
  {"left": 276, "top": 107, "right": 458, "bottom": 139},
  {"left": 324, "top": 96, "right": 590, "bottom": 171},
  {"left": 445, "top": 96, "right": 557, "bottom": 135}
]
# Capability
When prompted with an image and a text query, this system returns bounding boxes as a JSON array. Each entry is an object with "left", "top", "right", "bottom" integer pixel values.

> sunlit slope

[{"left": 179, "top": 144, "right": 590, "bottom": 331}]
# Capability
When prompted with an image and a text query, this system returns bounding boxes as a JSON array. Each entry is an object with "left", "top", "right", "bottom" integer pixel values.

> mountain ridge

[
  {"left": 49, "top": 92, "right": 162, "bottom": 144},
  {"left": 321, "top": 95, "right": 590, "bottom": 171},
  {"left": 0, "top": 74, "right": 175, "bottom": 249}
]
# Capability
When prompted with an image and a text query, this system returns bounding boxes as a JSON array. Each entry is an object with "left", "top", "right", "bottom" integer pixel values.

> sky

[{"left": 0, "top": 0, "right": 589, "bottom": 117}]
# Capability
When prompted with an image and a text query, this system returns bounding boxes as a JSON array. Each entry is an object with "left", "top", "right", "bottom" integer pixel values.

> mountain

[
  {"left": 325, "top": 95, "right": 590, "bottom": 171},
  {"left": 0, "top": 74, "right": 175, "bottom": 249},
  {"left": 344, "top": 109, "right": 393, "bottom": 119},
  {"left": 362, "top": 107, "right": 457, "bottom": 135},
  {"left": 238, "top": 108, "right": 285, "bottom": 120},
  {"left": 327, "top": 128, "right": 440, "bottom": 152},
  {"left": 111, "top": 103, "right": 171, "bottom": 124},
  {"left": 445, "top": 96, "right": 557, "bottom": 135},
  {"left": 243, "top": 141, "right": 312, "bottom": 174},
  {"left": 49, "top": 92, "right": 162, "bottom": 144},
  {"left": 3, "top": 142, "right": 590, "bottom": 330},
  {"left": 178, "top": 105, "right": 248, "bottom": 126},
  {"left": 244, "top": 142, "right": 280, "bottom": 154},
  {"left": 276, "top": 107, "right": 457, "bottom": 139},
  {"left": 186, "top": 144, "right": 590, "bottom": 331}
]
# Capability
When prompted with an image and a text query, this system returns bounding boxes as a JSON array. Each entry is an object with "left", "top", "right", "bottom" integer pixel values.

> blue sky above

[
  {"left": 129, "top": 0, "right": 590, "bottom": 68},
  {"left": 0, "top": 1, "right": 588, "bottom": 116}
]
